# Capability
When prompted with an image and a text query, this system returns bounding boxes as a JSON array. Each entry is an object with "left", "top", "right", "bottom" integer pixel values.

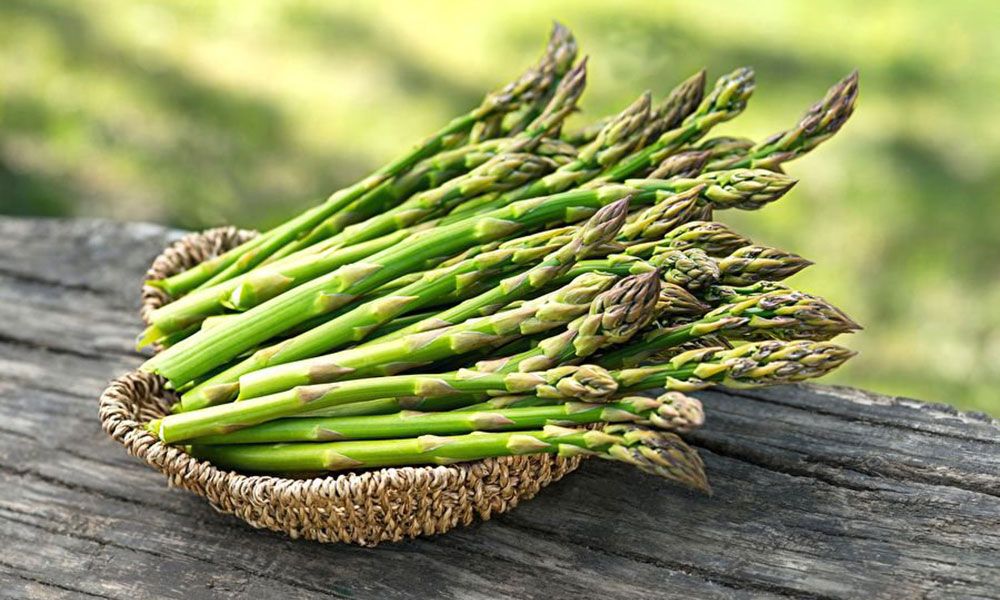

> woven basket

[{"left": 99, "top": 227, "right": 581, "bottom": 545}]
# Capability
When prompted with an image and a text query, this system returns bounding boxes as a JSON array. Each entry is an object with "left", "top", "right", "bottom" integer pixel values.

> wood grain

[{"left": 0, "top": 217, "right": 997, "bottom": 600}]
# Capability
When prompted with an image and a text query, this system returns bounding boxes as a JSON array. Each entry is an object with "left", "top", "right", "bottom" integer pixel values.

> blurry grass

[{"left": 1, "top": 0, "right": 999, "bottom": 414}]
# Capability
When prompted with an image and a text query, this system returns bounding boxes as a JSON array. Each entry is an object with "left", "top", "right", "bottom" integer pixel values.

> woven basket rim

[{"left": 99, "top": 226, "right": 580, "bottom": 545}]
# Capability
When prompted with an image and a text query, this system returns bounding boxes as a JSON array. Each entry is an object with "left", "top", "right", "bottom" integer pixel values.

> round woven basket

[{"left": 99, "top": 227, "right": 581, "bottom": 545}]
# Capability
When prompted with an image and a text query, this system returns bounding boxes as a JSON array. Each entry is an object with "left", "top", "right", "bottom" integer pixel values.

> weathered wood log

[{"left": 0, "top": 216, "right": 997, "bottom": 599}]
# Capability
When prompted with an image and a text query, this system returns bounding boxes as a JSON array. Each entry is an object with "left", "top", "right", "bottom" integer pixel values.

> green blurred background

[{"left": 2, "top": 0, "right": 998, "bottom": 413}]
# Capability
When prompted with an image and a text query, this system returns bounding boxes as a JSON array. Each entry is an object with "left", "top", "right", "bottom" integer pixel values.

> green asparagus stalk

[
  {"left": 148, "top": 25, "right": 574, "bottom": 297},
  {"left": 152, "top": 339, "right": 852, "bottom": 443},
  {"left": 713, "top": 244, "right": 813, "bottom": 285},
  {"left": 598, "top": 289, "right": 860, "bottom": 368},
  {"left": 269, "top": 61, "right": 586, "bottom": 261},
  {"left": 152, "top": 364, "right": 621, "bottom": 442},
  {"left": 442, "top": 88, "right": 654, "bottom": 220},
  {"left": 144, "top": 169, "right": 794, "bottom": 387},
  {"left": 625, "top": 220, "right": 752, "bottom": 258},
  {"left": 178, "top": 201, "right": 628, "bottom": 411},
  {"left": 564, "top": 69, "right": 705, "bottom": 147},
  {"left": 187, "top": 423, "right": 710, "bottom": 492},
  {"left": 706, "top": 71, "right": 859, "bottom": 171},
  {"left": 373, "top": 197, "right": 631, "bottom": 341},
  {"left": 138, "top": 227, "right": 423, "bottom": 347},
  {"left": 645, "top": 149, "right": 712, "bottom": 179},
  {"left": 637, "top": 70, "right": 709, "bottom": 147},
  {"left": 470, "top": 22, "right": 578, "bottom": 142},
  {"left": 595, "top": 67, "right": 755, "bottom": 183},
  {"left": 477, "top": 271, "right": 661, "bottom": 374},
  {"left": 273, "top": 137, "right": 578, "bottom": 261},
  {"left": 234, "top": 272, "right": 618, "bottom": 400},
  {"left": 189, "top": 390, "right": 704, "bottom": 445}
]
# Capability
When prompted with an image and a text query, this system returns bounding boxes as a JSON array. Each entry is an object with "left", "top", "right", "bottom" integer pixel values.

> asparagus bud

[
  {"left": 654, "top": 283, "right": 710, "bottom": 322},
  {"left": 574, "top": 270, "right": 662, "bottom": 356},
  {"left": 649, "top": 248, "right": 721, "bottom": 291},
  {"left": 616, "top": 340, "right": 856, "bottom": 392},
  {"left": 718, "top": 245, "right": 813, "bottom": 285},
  {"left": 646, "top": 392, "right": 705, "bottom": 433},
  {"left": 646, "top": 150, "right": 712, "bottom": 179},
  {"left": 603, "top": 424, "right": 710, "bottom": 493},
  {"left": 640, "top": 69, "right": 709, "bottom": 145},
  {"left": 578, "top": 92, "right": 653, "bottom": 168}
]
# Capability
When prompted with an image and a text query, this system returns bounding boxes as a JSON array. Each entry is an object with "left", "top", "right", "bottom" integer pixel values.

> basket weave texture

[{"left": 99, "top": 227, "right": 581, "bottom": 545}]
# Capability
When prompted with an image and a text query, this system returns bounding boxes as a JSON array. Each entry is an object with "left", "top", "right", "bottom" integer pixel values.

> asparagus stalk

[
  {"left": 178, "top": 201, "right": 628, "bottom": 411},
  {"left": 624, "top": 220, "right": 752, "bottom": 258},
  {"left": 138, "top": 227, "right": 422, "bottom": 346},
  {"left": 189, "top": 391, "right": 705, "bottom": 445},
  {"left": 144, "top": 169, "right": 793, "bottom": 387},
  {"left": 442, "top": 88, "right": 654, "bottom": 220},
  {"left": 188, "top": 423, "right": 710, "bottom": 492},
  {"left": 148, "top": 25, "right": 575, "bottom": 297},
  {"left": 271, "top": 61, "right": 586, "bottom": 261},
  {"left": 714, "top": 244, "right": 813, "bottom": 285},
  {"left": 706, "top": 71, "right": 859, "bottom": 171},
  {"left": 598, "top": 289, "right": 860, "bottom": 368},
  {"left": 234, "top": 272, "right": 618, "bottom": 400},
  {"left": 152, "top": 339, "right": 852, "bottom": 444},
  {"left": 476, "top": 271, "right": 660, "bottom": 374},
  {"left": 273, "top": 137, "right": 578, "bottom": 260},
  {"left": 372, "top": 197, "right": 630, "bottom": 342},
  {"left": 594, "top": 68, "right": 756, "bottom": 183}
]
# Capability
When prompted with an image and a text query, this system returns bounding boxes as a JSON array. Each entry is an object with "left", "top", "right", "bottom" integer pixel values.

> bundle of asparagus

[{"left": 139, "top": 24, "right": 860, "bottom": 494}]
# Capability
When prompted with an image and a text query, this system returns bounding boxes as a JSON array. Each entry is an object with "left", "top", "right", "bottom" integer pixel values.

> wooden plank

[{"left": 0, "top": 216, "right": 997, "bottom": 600}]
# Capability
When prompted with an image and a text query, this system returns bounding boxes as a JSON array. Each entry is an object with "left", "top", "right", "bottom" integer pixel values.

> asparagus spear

[
  {"left": 272, "top": 137, "right": 578, "bottom": 261},
  {"left": 148, "top": 25, "right": 575, "bottom": 297},
  {"left": 595, "top": 68, "right": 756, "bottom": 183},
  {"left": 706, "top": 71, "right": 859, "bottom": 172},
  {"left": 271, "top": 61, "right": 586, "bottom": 261},
  {"left": 138, "top": 227, "right": 423, "bottom": 346},
  {"left": 144, "top": 169, "right": 794, "bottom": 387},
  {"left": 188, "top": 423, "right": 710, "bottom": 492},
  {"left": 234, "top": 272, "right": 618, "bottom": 400},
  {"left": 565, "top": 69, "right": 705, "bottom": 147},
  {"left": 598, "top": 289, "right": 860, "bottom": 368},
  {"left": 152, "top": 339, "right": 852, "bottom": 444},
  {"left": 189, "top": 391, "right": 705, "bottom": 445},
  {"left": 178, "top": 201, "right": 628, "bottom": 411},
  {"left": 470, "top": 22, "right": 578, "bottom": 142},
  {"left": 372, "top": 197, "right": 630, "bottom": 342},
  {"left": 714, "top": 244, "right": 813, "bottom": 285},
  {"left": 443, "top": 89, "right": 653, "bottom": 220},
  {"left": 624, "top": 220, "right": 752, "bottom": 258}
]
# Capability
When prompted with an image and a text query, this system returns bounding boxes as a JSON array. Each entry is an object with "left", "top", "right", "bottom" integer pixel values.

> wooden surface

[{"left": 1, "top": 216, "right": 998, "bottom": 600}]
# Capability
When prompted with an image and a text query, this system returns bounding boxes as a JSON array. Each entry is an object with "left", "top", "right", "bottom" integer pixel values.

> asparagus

[
  {"left": 706, "top": 71, "right": 859, "bottom": 172},
  {"left": 188, "top": 423, "right": 710, "bottom": 492},
  {"left": 276, "top": 61, "right": 586, "bottom": 259},
  {"left": 598, "top": 289, "right": 860, "bottom": 368},
  {"left": 178, "top": 201, "right": 628, "bottom": 411},
  {"left": 565, "top": 69, "right": 705, "bottom": 148},
  {"left": 148, "top": 25, "right": 575, "bottom": 297},
  {"left": 645, "top": 150, "right": 712, "bottom": 180},
  {"left": 637, "top": 70, "right": 709, "bottom": 147},
  {"left": 189, "top": 391, "right": 704, "bottom": 445},
  {"left": 138, "top": 227, "right": 421, "bottom": 346},
  {"left": 470, "top": 22, "right": 578, "bottom": 142},
  {"left": 714, "top": 244, "right": 813, "bottom": 285},
  {"left": 477, "top": 271, "right": 661, "bottom": 374},
  {"left": 443, "top": 90, "right": 653, "bottom": 220},
  {"left": 273, "top": 137, "right": 578, "bottom": 260},
  {"left": 144, "top": 168, "right": 793, "bottom": 387},
  {"left": 152, "top": 338, "right": 851, "bottom": 443},
  {"left": 625, "top": 220, "right": 752, "bottom": 258},
  {"left": 595, "top": 68, "right": 756, "bottom": 183},
  {"left": 234, "top": 272, "right": 618, "bottom": 400},
  {"left": 373, "top": 197, "right": 630, "bottom": 341}
]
